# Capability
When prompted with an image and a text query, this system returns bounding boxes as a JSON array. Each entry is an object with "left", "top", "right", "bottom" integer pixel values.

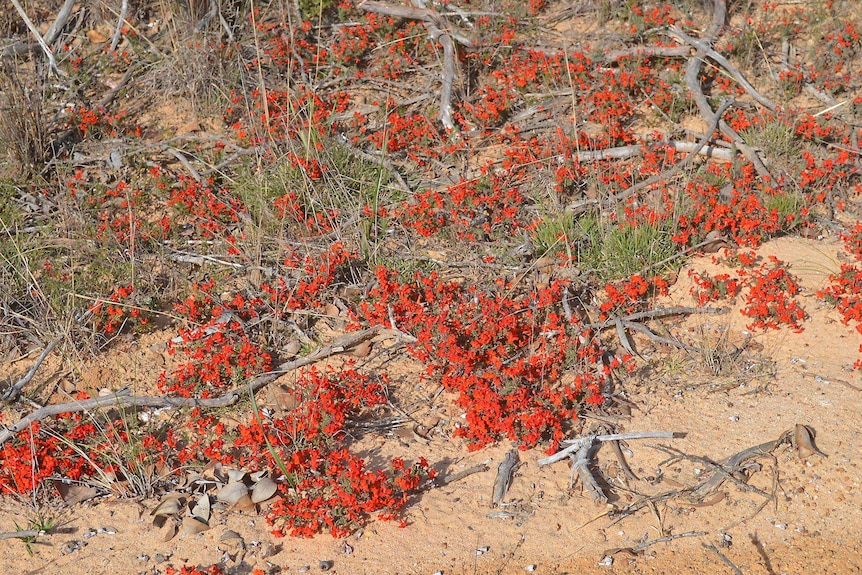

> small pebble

[
  {"left": 319, "top": 560, "right": 334, "bottom": 571},
  {"left": 137, "top": 555, "right": 150, "bottom": 562},
  {"left": 476, "top": 546, "right": 490, "bottom": 555},
  {"left": 297, "top": 566, "right": 310, "bottom": 573},
  {"left": 598, "top": 556, "right": 613, "bottom": 567},
  {"left": 525, "top": 565, "right": 537, "bottom": 572},
  {"left": 61, "top": 540, "right": 86, "bottom": 554}
]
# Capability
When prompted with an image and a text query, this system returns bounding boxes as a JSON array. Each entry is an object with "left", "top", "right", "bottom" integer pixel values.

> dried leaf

[
  {"left": 252, "top": 477, "right": 278, "bottom": 503},
  {"left": 227, "top": 469, "right": 247, "bottom": 483},
  {"left": 232, "top": 493, "right": 256, "bottom": 511},
  {"left": 212, "top": 462, "right": 227, "bottom": 484},
  {"left": 181, "top": 516, "right": 211, "bottom": 535},
  {"left": 282, "top": 340, "right": 302, "bottom": 358},
  {"left": 793, "top": 424, "right": 826, "bottom": 458},
  {"left": 615, "top": 319, "right": 638, "bottom": 358},
  {"left": 351, "top": 340, "right": 373, "bottom": 358},
  {"left": 151, "top": 494, "right": 185, "bottom": 517},
  {"left": 162, "top": 520, "right": 179, "bottom": 542},
  {"left": 53, "top": 480, "right": 99, "bottom": 506},
  {"left": 217, "top": 482, "right": 248, "bottom": 505},
  {"left": 191, "top": 493, "right": 211, "bottom": 522}
]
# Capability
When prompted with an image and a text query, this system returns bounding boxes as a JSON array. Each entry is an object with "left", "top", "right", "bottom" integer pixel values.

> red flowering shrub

[
  {"left": 359, "top": 267, "right": 627, "bottom": 451},
  {"left": 739, "top": 257, "right": 807, "bottom": 332},
  {"left": 819, "top": 224, "right": 862, "bottom": 368}
]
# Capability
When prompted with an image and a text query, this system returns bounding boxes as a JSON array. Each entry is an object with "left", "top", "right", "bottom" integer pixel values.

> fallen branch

[
  {"left": 668, "top": 25, "right": 777, "bottom": 112},
  {"left": 538, "top": 431, "right": 681, "bottom": 504},
  {"left": 584, "top": 306, "right": 727, "bottom": 331},
  {"left": 8, "top": 0, "right": 65, "bottom": 75},
  {"left": 602, "top": 530, "right": 708, "bottom": 557},
  {"left": 0, "top": 327, "right": 386, "bottom": 446},
  {"left": 682, "top": 1, "right": 772, "bottom": 179},
  {"left": 0, "top": 529, "right": 44, "bottom": 541},
  {"left": 422, "top": 463, "right": 489, "bottom": 491},
  {"left": 358, "top": 0, "right": 473, "bottom": 131},
  {"left": 110, "top": 0, "right": 129, "bottom": 52},
  {"left": 569, "top": 141, "right": 735, "bottom": 164},
  {"left": 2, "top": 337, "right": 61, "bottom": 402},
  {"left": 704, "top": 543, "right": 744, "bottom": 575},
  {"left": 570, "top": 441, "right": 606, "bottom": 503},
  {"left": 491, "top": 449, "right": 519, "bottom": 507},
  {"left": 538, "top": 431, "right": 679, "bottom": 467},
  {"left": 604, "top": 99, "right": 734, "bottom": 207}
]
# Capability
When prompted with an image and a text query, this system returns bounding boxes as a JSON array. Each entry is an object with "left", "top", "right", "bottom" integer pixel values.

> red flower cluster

[
  {"left": 200, "top": 366, "right": 433, "bottom": 537},
  {"left": 819, "top": 224, "right": 862, "bottom": 368},
  {"left": 688, "top": 270, "right": 742, "bottom": 306},
  {"left": 89, "top": 284, "right": 149, "bottom": 335},
  {"left": 359, "top": 268, "right": 626, "bottom": 451},
  {"left": 739, "top": 256, "right": 807, "bottom": 332}
]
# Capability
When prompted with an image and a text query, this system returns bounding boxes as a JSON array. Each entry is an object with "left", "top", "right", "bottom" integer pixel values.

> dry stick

[
  {"left": 604, "top": 99, "right": 734, "bottom": 207},
  {"left": 620, "top": 320, "right": 701, "bottom": 353},
  {"left": 571, "top": 141, "right": 735, "bottom": 163},
  {"left": 423, "top": 463, "right": 489, "bottom": 491},
  {"left": 110, "top": 0, "right": 128, "bottom": 52},
  {"left": 43, "top": 0, "right": 76, "bottom": 46},
  {"left": 603, "top": 45, "right": 691, "bottom": 63},
  {"left": 337, "top": 138, "right": 412, "bottom": 195},
  {"left": 651, "top": 442, "right": 774, "bottom": 501},
  {"left": 491, "top": 449, "right": 519, "bottom": 507},
  {"left": 167, "top": 147, "right": 203, "bottom": 182},
  {"left": 689, "top": 433, "right": 790, "bottom": 501},
  {"left": 537, "top": 431, "right": 678, "bottom": 467},
  {"left": 691, "top": 56, "right": 773, "bottom": 179},
  {"left": 0, "top": 327, "right": 385, "bottom": 446},
  {"left": 609, "top": 439, "right": 639, "bottom": 482},
  {"left": 704, "top": 543, "right": 744, "bottom": 575},
  {"left": 0, "top": 529, "right": 43, "bottom": 540},
  {"left": 632, "top": 530, "right": 707, "bottom": 552},
  {"left": 584, "top": 306, "right": 726, "bottom": 331},
  {"left": 668, "top": 26, "right": 776, "bottom": 112},
  {"left": 8, "top": 0, "right": 65, "bottom": 75},
  {"left": 2, "top": 337, "right": 61, "bottom": 402},
  {"left": 570, "top": 443, "right": 606, "bottom": 503},
  {"left": 358, "top": 0, "right": 471, "bottom": 132}
]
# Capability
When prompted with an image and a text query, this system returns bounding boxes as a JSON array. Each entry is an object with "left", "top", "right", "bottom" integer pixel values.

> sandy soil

[{"left": 2, "top": 235, "right": 862, "bottom": 574}]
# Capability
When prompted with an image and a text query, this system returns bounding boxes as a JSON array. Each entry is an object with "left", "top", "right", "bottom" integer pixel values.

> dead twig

[
  {"left": 668, "top": 26, "right": 776, "bottom": 112},
  {"left": 538, "top": 431, "right": 680, "bottom": 467},
  {"left": 604, "top": 99, "right": 734, "bottom": 207},
  {"left": 491, "top": 449, "right": 520, "bottom": 507},
  {"left": 422, "top": 463, "right": 489, "bottom": 491},
  {"left": 704, "top": 543, "right": 744, "bottom": 575},
  {"left": 358, "top": 0, "right": 473, "bottom": 131},
  {"left": 8, "top": 0, "right": 65, "bottom": 76},
  {"left": 568, "top": 141, "right": 735, "bottom": 165},
  {"left": 110, "top": 0, "right": 129, "bottom": 52},
  {"left": 585, "top": 306, "right": 727, "bottom": 331},
  {"left": 570, "top": 442, "right": 606, "bottom": 503},
  {"left": 2, "top": 337, "right": 61, "bottom": 402},
  {"left": 603, "top": 531, "right": 707, "bottom": 557},
  {"left": 0, "top": 529, "right": 44, "bottom": 540}
]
